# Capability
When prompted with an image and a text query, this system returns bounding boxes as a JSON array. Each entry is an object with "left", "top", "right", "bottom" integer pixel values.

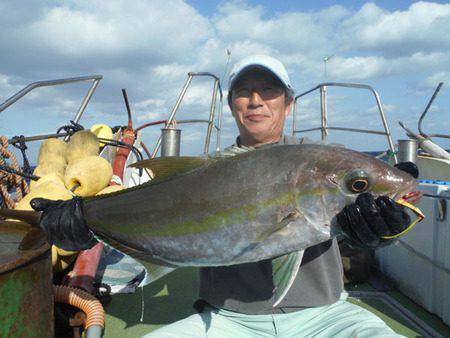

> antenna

[
  {"left": 221, "top": 49, "right": 232, "bottom": 86},
  {"left": 323, "top": 55, "right": 334, "bottom": 80}
]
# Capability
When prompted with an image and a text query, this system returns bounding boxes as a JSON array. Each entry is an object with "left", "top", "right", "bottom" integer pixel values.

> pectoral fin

[
  {"left": 139, "top": 263, "right": 177, "bottom": 287},
  {"left": 255, "top": 209, "right": 300, "bottom": 243},
  {"left": 272, "top": 250, "right": 304, "bottom": 307}
]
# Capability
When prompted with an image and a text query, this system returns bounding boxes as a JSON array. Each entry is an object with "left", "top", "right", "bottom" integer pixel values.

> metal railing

[
  {"left": 292, "top": 82, "right": 398, "bottom": 163},
  {"left": 151, "top": 72, "right": 223, "bottom": 157},
  {"left": 0, "top": 75, "right": 103, "bottom": 142},
  {"left": 418, "top": 82, "right": 449, "bottom": 140}
]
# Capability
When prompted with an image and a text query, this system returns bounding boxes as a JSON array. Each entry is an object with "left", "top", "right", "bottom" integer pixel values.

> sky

[{"left": 0, "top": 0, "right": 449, "bottom": 163}]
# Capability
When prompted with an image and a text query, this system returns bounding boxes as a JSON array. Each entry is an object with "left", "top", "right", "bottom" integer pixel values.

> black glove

[
  {"left": 394, "top": 161, "right": 419, "bottom": 179},
  {"left": 337, "top": 193, "right": 411, "bottom": 249},
  {"left": 30, "top": 197, "right": 98, "bottom": 251}
]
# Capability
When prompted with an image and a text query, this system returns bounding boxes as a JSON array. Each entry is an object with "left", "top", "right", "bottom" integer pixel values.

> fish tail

[{"left": 0, "top": 208, "right": 41, "bottom": 226}]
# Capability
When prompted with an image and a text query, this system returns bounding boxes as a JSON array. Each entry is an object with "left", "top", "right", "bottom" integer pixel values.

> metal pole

[
  {"left": 8, "top": 132, "right": 69, "bottom": 144},
  {"left": 72, "top": 79, "right": 100, "bottom": 125},
  {"left": 204, "top": 79, "right": 219, "bottom": 154},
  {"left": 0, "top": 75, "right": 102, "bottom": 114},
  {"left": 319, "top": 86, "right": 328, "bottom": 141},
  {"left": 372, "top": 90, "right": 397, "bottom": 163},
  {"left": 292, "top": 100, "right": 297, "bottom": 136},
  {"left": 65, "top": 78, "right": 101, "bottom": 141},
  {"left": 151, "top": 74, "right": 194, "bottom": 158},
  {"left": 294, "top": 82, "right": 397, "bottom": 160},
  {"left": 216, "top": 91, "right": 223, "bottom": 152},
  {"left": 418, "top": 82, "right": 443, "bottom": 137}
]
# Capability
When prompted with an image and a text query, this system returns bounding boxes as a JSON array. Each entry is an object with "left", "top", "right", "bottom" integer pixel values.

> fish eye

[
  {"left": 345, "top": 170, "right": 371, "bottom": 193},
  {"left": 350, "top": 178, "right": 369, "bottom": 192}
]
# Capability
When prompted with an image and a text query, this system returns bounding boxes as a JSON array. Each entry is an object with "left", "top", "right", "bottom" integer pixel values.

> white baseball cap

[{"left": 228, "top": 55, "right": 293, "bottom": 93}]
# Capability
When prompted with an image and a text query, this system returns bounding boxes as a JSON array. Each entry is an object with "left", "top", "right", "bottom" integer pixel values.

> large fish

[{"left": 1, "top": 144, "right": 418, "bottom": 304}]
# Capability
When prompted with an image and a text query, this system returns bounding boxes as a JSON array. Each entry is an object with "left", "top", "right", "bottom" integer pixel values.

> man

[{"left": 34, "top": 55, "right": 414, "bottom": 337}]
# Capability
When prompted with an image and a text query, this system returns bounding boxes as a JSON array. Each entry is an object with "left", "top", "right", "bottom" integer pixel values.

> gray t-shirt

[{"left": 199, "top": 135, "right": 344, "bottom": 314}]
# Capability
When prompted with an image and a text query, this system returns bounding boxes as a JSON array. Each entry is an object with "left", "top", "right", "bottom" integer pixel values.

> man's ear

[
  {"left": 228, "top": 91, "right": 236, "bottom": 117},
  {"left": 285, "top": 98, "right": 294, "bottom": 117}
]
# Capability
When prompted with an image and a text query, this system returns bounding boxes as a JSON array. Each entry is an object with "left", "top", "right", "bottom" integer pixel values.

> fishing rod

[{"left": 122, "top": 89, "right": 133, "bottom": 130}]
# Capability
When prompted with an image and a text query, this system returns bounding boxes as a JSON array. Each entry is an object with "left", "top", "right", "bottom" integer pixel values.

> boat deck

[{"left": 102, "top": 268, "right": 450, "bottom": 338}]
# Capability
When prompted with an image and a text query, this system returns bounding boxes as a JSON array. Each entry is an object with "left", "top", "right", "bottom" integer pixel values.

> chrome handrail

[
  {"left": 292, "top": 82, "right": 398, "bottom": 163},
  {"left": 418, "top": 82, "right": 449, "bottom": 139},
  {"left": 0, "top": 75, "right": 103, "bottom": 142},
  {"left": 151, "top": 72, "right": 223, "bottom": 157}
]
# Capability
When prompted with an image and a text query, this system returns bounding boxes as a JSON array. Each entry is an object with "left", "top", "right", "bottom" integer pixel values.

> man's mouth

[{"left": 245, "top": 114, "right": 269, "bottom": 122}]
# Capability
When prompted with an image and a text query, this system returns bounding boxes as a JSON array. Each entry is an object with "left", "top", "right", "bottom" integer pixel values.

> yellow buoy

[
  {"left": 90, "top": 124, "right": 113, "bottom": 148},
  {"left": 14, "top": 181, "right": 73, "bottom": 211},
  {"left": 37, "top": 138, "right": 68, "bottom": 165},
  {"left": 29, "top": 172, "right": 65, "bottom": 191},
  {"left": 52, "top": 245, "right": 78, "bottom": 272},
  {"left": 66, "top": 130, "right": 100, "bottom": 165},
  {"left": 64, "top": 156, "right": 113, "bottom": 197},
  {"left": 33, "top": 159, "right": 67, "bottom": 178}
]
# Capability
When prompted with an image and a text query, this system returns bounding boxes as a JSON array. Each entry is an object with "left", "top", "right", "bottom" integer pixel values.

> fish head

[
  {"left": 290, "top": 146, "right": 418, "bottom": 234},
  {"left": 327, "top": 148, "right": 417, "bottom": 202}
]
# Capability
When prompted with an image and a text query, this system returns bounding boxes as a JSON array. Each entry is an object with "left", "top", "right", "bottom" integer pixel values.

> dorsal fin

[
  {"left": 218, "top": 145, "right": 255, "bottom": 157},
  {"left": 129, "top": 156, "right": 211, "bottom": 180}
]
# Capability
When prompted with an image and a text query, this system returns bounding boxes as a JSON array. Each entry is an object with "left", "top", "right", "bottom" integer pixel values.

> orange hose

[{"left": 53, "top": 285, "right": 105, "bottom": 330}]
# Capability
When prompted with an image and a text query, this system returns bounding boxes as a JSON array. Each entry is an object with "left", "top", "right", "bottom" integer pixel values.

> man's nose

[{"left": 249, "top": 90, "right": 263, "bottom": 106}]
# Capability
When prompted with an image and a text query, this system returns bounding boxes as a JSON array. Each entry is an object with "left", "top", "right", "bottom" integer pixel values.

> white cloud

[
  {"left": 135, "top": 98, "right": 165, "bottom": 110},
  {"left": 424, "top": 72, "right": 450, "bottom": 88},
  {"left": 134, "top": 98, "right": 167, "bottom": 122},
  {"left": 1, "top": 1, "right": 450, "bottom": 153},
  {"left": 136, "top": 111, "right": 165, "bottom": 122},
  {"left": 180, "top": 131, "right": 202, "bottom": 142},
  {"left": 340, "top": 2, "right": 450, "bottom": 54},
  {"left": 368, "top": 103, "right": 395, "bottom": 115},
  {"left": 28, "top": 0, "right": 211, "bottom": 59},
  {"left": 0, "top": 74, "right": 16, "bottom": 101},
  {"left": 327, "top": 51, "right": 450, "bottom": 80}
]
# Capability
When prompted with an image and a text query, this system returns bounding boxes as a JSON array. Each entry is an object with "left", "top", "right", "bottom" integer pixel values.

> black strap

[
  {"left": 10, "top": 135, "right": 32, "bottom": 175},
  {"left": 57, "top": 120, "right": 84, "bottom": 135}
]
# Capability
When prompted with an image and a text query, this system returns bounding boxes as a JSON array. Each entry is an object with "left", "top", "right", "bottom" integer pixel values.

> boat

[
  {"left": 293, "top": 82, "right": 450, "bottom": 338},
  {"left": 0, "top": 74, "right": 449, "bottom": 337}
]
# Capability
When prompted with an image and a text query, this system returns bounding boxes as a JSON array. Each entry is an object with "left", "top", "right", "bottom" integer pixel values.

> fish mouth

[
  {"left": 399, "top": 190, "right": 422, "bottom": 204},
  {"left": 391, "top": 180, "right": 421, "bottom": 204}
]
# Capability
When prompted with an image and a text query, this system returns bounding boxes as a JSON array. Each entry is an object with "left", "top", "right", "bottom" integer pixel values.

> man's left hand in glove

[{"left": 337, "top": 192, "right": 411, "bottom": 249}]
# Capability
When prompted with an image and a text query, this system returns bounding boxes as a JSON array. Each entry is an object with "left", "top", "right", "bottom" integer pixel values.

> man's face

[{"left": 230, "top": 68, "right": 293, "bottom": 146}]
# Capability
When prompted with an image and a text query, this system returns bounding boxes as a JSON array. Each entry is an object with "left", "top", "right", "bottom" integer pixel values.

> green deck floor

[
  {"left": 103, "top": 268, "right": 199, "bottom": 337},
  {"left": 103, "top": 268, "right": 450, "bottom": 338}
]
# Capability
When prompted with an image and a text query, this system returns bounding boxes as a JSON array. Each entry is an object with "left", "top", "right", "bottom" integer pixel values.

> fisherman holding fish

[{"left": 30, "top": 55, "right": 418, "bottom": 337}]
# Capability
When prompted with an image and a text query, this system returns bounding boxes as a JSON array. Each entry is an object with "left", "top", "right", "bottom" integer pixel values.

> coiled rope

[{"left": 0, "top": 135, "right": 29, "bottom": 208}]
